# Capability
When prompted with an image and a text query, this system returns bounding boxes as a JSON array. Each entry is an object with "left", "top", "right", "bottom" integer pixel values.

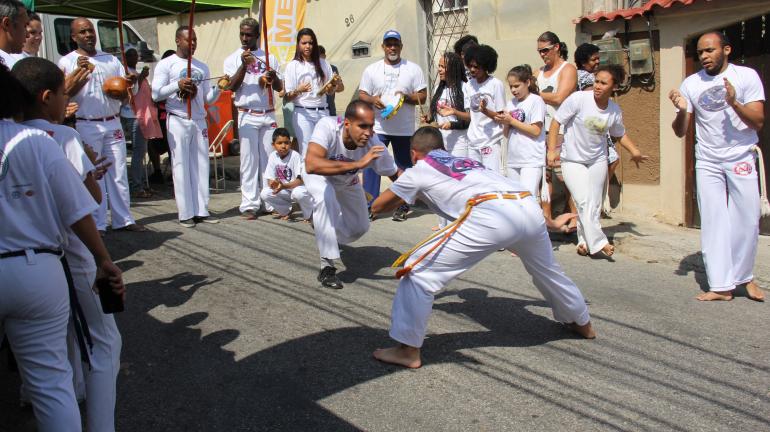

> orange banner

[{"left": 264, "top": 0, "right": 305, "bottom": 68}]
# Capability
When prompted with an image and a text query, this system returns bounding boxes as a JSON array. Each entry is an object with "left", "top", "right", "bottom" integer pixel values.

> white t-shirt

[
  {"left": 359, "top": 59, "right": 427, "bottom": 136},
  {"left": 264, "top": 149, "right": 303, "bottom": 186},
  {"left": 434, "top": 84, "right": 468, "bottom": 149},
  {"left": 9, "top": 50, "right": 31, "bottom": 64},
  {"left": 0, "top": 48, "right": 17, "bottom": 69},
  {"left": 680, "top": 63, "right": 765, "bottom": 162},
  {"left": 0, "top": 120, "right": 98, "bottom": 253},
  {"left": 151, "top": 54, "right": 213, "bottom": 120},
  {"left": 284, "top": 58, "right": 333, "bottom": 108},
  {"left": 308, "top": 116, "right": 398, "bottom": 186},
  {"left": 555, "top": 91, "right": 625, "bottom": 163},
  {"left": 505, "top": 94, "right": 546, "bottom": 168},
  {"left": 223, "top": 48, "right": 280, "bottom": 110},
  {"left": 59, "top": 50, "right": 125, "bottom": 119},
  {"left": 23, "top": 119, "right": 97, "bottom": 270},
  {"left": 389, "top": 149, "right": 526, "bottom": 221},
  {"left": 464, "top": 76, "right": 506, "bottom": 147}
]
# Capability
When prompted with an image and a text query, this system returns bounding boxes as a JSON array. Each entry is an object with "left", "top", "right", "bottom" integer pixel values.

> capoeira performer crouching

[
  {"left": 304, "top": 100, "right": 401, "bottom": 289},
  {"left": 670, "top": 32, "right": 765, "bottom": 302},
  {"left": 152, "top": 26, "right": 221, "bottom": 227},
  {"left": 370, "top": 126, "right": 594, "bottom": 368}
]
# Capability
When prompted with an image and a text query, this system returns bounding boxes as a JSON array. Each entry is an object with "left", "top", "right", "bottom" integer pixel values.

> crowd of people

[{"left": 0, "top": 0, "right": 766, "bottom": 429}]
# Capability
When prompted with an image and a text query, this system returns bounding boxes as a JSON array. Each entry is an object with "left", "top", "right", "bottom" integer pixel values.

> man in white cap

[{"left": 359, "top": 29, "right": 427, "bottom": 221}]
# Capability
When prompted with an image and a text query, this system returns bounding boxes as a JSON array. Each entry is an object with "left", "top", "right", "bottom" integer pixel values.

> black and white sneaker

[
  {"left": 179, "top": 218, "right": 196, "bottom": 228},
  {"left": 392, "top": 204, "right": 409, "bottom": 222},
  {"left": 318, "top": 266, "right": 343, "bottom": 289},
  {"left": 194, "top": 216, "right": 219, "bottom": 224}
]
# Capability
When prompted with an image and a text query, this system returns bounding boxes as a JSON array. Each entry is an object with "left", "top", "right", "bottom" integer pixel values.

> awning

[
  {"left": 574, "top": 0, "right": 710, "bottom": 23},
  {"left": 23, "top": 0, "right": 252, "bottom": 20}
]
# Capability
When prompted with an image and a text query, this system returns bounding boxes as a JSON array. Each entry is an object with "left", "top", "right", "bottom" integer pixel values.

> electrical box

[
  {"left": 595, "top": 37, "right": 624, "bottom": 66},
  {"left": 629, "top": 39, "right": 654, "bottom": 75}
]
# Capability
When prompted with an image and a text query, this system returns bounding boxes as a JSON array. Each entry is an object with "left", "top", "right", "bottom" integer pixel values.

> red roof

[{"left": 574, "top": 0, "right": 711, "bottom": 23}]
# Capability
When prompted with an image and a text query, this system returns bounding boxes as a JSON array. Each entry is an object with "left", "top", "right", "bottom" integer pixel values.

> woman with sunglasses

[
  {"left": 547, "top": 65, "right": 647, "bottom": 257},
  {"left": 536, "top": 31, "right": 579, "bottom": 232},
  {"left": 284, "top": 28, "right": 343, "bottom": 156}
]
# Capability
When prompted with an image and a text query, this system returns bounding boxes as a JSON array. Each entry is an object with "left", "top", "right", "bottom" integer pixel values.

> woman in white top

[
  {"left": 459, "top": 44, "right": 506, "bottom": 173},
  {"left": 421, "top": 51, "right": 469, "bottom": 230},
  {"left": 283, "top": 28, "right": 343, "bottom": 156},
  {"left": 495, "top": 64, "right": 547, "bottom": 197},
  {"left": 536, "top": 31, "right": 579, "bottom": 231},
  {"left": 547, "top": 65, "right": 647, "bottom": 257}
]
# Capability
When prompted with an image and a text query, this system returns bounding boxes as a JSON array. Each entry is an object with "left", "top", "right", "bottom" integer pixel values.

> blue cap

[{"left": 383, "top": 30, "right": 401, "bottom": 41}]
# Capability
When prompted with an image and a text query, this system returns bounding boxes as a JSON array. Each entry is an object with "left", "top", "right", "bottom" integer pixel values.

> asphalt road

[{"left": 2, "top": 186, "right": 768, "bottom": 432}]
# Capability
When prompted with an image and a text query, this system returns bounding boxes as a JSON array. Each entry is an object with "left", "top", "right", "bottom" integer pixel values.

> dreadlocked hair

[{"left": 429, "top": 51, "right": 468, "bottom": 130}]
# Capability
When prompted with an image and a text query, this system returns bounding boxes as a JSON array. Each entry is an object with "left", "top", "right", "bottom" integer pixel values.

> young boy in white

[
  {"left": 304, "top": 101, "right": 400, "bottom": 289},
  {"left": 370, "top": 127, "right": 594, "bottom": 369},
  {"left": 58, "top": 17, "right": 142, "bottom": 232},
  {"left": 549, "top": 65, "right": 646, "bottom": 257},
  {"left": 496, "top": 65, "right": 547, "bottom": 197},
  {"left": 462, "top": 44, "right": 506, "bottom": 172},
  {"left": 670, "top": 32, "right": 765, "bottom": 301},
  {"left": 260, "top": 128, "right": 313, "bottom": 220},
  {"left": 152, "top": 26, "right": 221, "bottom": 227},
  {"left": 15, "top": 57, "right": 122, "bottom": 432},
  {"left": 223, "top": 17, "right": 283, "bottom": 219}
]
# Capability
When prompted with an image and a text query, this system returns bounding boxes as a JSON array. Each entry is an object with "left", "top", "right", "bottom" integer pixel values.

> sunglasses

[{"left": 537, "top": 44, "right": 555, "bottom": 55}]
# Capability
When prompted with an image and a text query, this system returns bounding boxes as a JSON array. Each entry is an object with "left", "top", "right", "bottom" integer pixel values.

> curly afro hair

[{"left": 463, "top": 44, "right": 498, "bottom": 74}]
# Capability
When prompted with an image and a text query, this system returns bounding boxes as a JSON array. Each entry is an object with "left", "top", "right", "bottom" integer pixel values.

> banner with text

[{"left": 264, "top": 0, "right": 305, "bottom": 70}]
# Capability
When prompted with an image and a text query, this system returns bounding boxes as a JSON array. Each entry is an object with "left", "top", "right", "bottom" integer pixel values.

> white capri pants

[
  {"left": 167, "top": 115, "right": 211, "bottom": 221},
  {"left": 389, "top": 197, "right": 590, "bottom": 348},
  {"left": 303, "top": 174, "right": 370, "bottom": 261},
  {"left": 0, "top": 253, "right": 81, "bottom": 432},
  {"left": 237, "top": 111, "right": 277, "bottom": 213},
  {"left": 259, "top": 185, "right": 313, "bottom": 219},
  {"left": 696, "top": 155, "right": 760, "bottom": 291},
  {"left": 76, "top": 119, "right": 135, "bottom": 230},
  {"left": 561, "top": 158, "right": 609, "bottom": 254},
  {"left": 507, "top": 166, "right": 544, "bottom": 197},
  {"left": 292, "top": 107, "right": 328, "bottom": 157}
]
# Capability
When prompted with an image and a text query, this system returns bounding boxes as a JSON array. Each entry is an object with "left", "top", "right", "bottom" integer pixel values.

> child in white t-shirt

[
  {"left": 460, "top": 44, "right": 506, "bottom": 173},
  {"left": 259, "top": 128, "right": 313, "bottom": 221},
  {"left": 495, "top": 65, "right": 547, "bottom": 197},
  {"left": 548, "top": 65, "right": 646, "bottom": 257}
]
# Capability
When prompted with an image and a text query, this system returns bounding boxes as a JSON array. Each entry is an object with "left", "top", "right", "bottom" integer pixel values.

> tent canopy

[{"left": 23, "top": 0, "right": 253, "bottom": 20}]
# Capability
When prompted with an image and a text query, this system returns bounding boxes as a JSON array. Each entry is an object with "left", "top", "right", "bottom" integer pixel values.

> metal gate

[{"left": 423, "top": 0, "right": 469, "bottom": 93}]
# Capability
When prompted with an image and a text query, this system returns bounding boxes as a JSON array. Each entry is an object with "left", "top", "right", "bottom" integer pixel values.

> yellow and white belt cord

[{"left": 391, "top": 191, "right": 531, "bottom": 279}]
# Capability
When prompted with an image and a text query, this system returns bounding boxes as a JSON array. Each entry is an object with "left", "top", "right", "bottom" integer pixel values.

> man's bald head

[
  {"left": 70, "top": 17, "right": 96, "bottom": 54},
  {"left": 344, "top": 100, "right": 374, "bottom": 121}
]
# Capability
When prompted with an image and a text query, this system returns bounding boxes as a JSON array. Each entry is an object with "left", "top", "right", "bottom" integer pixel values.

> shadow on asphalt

[
  {"left": 338, "top": 245, "right": 401, "bottom": 283},
  {"left": 675, "top": 252, "right": 710, "bottom": 292}
]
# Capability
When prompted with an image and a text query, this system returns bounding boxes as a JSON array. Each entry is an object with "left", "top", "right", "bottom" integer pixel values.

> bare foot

[
  {"left": 373, "top": 345, "right": 421, "bottom": 368},
  {"left": 600, "top": 244, "right": 615, "bottom": 257},
  {"left": 567, "top": 321, "right": 596, "bottom": 339},
  {"left": 745, "top": 281, "right": 765, "bottom": 302},
  {"left": 279, "top": 214, "right": 291, "bottom": 221},
  {"left": 696, "top": 291, "right": 733, "bottom": 301},
  {"left": 431, "top": 225, "right": 441, "bottom": 232},
  {"left": 576, "top": 244, "right": 588, "bottom": 256}
]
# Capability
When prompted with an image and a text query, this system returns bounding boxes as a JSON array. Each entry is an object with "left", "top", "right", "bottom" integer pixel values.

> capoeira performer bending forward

[
  {"left": 670, "top": 32, "right": 765, "bottom": 302},
  {"left": 304, "top": 100, "right": 401, "bottom": 289},
  {"left": 370, "top": 126, "right": 594, "bottom": 368}
]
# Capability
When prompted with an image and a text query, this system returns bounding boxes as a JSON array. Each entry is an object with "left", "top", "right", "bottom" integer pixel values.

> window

[
  {"left": 352, "top": 42, "right": 371, "bottom": 58},
  {"left": 97, "top": 21, "right": 142, "bottom": 56},
  {"left": 433, "top": 0, "right": 468, "bottom": 13},
  {"left": 54, "top": 18, "right": 76, "bottom": 56}
]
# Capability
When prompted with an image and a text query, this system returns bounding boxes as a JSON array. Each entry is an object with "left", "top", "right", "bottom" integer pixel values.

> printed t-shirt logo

[
  {"left": 584, "top": 116, "right": 608, "bottom": 135},
  {"left": 510, "top": 108, "right": 525, "bottom": 122},
  {"left": 275, "top": 164, "right": 293, "bottom": 182},
  {"left": 424, "top": 150, "right": 484, "bottom": 180},
  {"left": 697, "top": 85, "right": 728, "bottom": 112},
  {"left": 733, "top": 161, "right": 753, "bottom": 176}
]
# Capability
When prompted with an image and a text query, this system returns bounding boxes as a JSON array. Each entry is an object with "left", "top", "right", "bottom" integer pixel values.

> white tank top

[{"left": 538, "top": 61, "right": 568, "bottom": 133}]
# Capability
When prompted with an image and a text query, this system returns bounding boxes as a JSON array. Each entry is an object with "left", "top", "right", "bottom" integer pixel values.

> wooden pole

[
  {"left": 261, "top": 0, "right": 273, "bottom": 107},
  {"left": 187, "top": 0, "right": 196, "bottom": 119}
]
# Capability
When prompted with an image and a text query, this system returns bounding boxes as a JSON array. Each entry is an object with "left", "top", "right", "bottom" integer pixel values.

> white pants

[
  {"left": 0, "top": 253, "right": 81, "bottom": 432},
  {"left": 561, "top": 159, "right": 609, "bottom": 254},
  {"left": 77, "top": 119, "right": 135, "bottom": 230},
  {"left": 259, "top": 185, "right": 313, "bottom": 219},
  {"left": 167, "top": 115, "right": 211, "bottom": 221},
  {"left": 507, "top": 166, "right": 543, "bottom": 197},
  {"left": 68, "top": 264, "right": 122, "bottom": 432},
  {"left": 304, "top": 173, "right": 370, "bottom": 261},
  {"left": 238, "top": 111, "right": 277, "bottom": 213},
  {"left": 454, "top": 140, "right": 502, "bottom": 173},
  {"left": 696, "top": 156, "right": 760, "bottom": 291},
  {"left": 389, "top": 197, "right": 590, "bottom": 348},
  {"left": 293, "top": 107, "right": 328, "bottom": 157}
]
